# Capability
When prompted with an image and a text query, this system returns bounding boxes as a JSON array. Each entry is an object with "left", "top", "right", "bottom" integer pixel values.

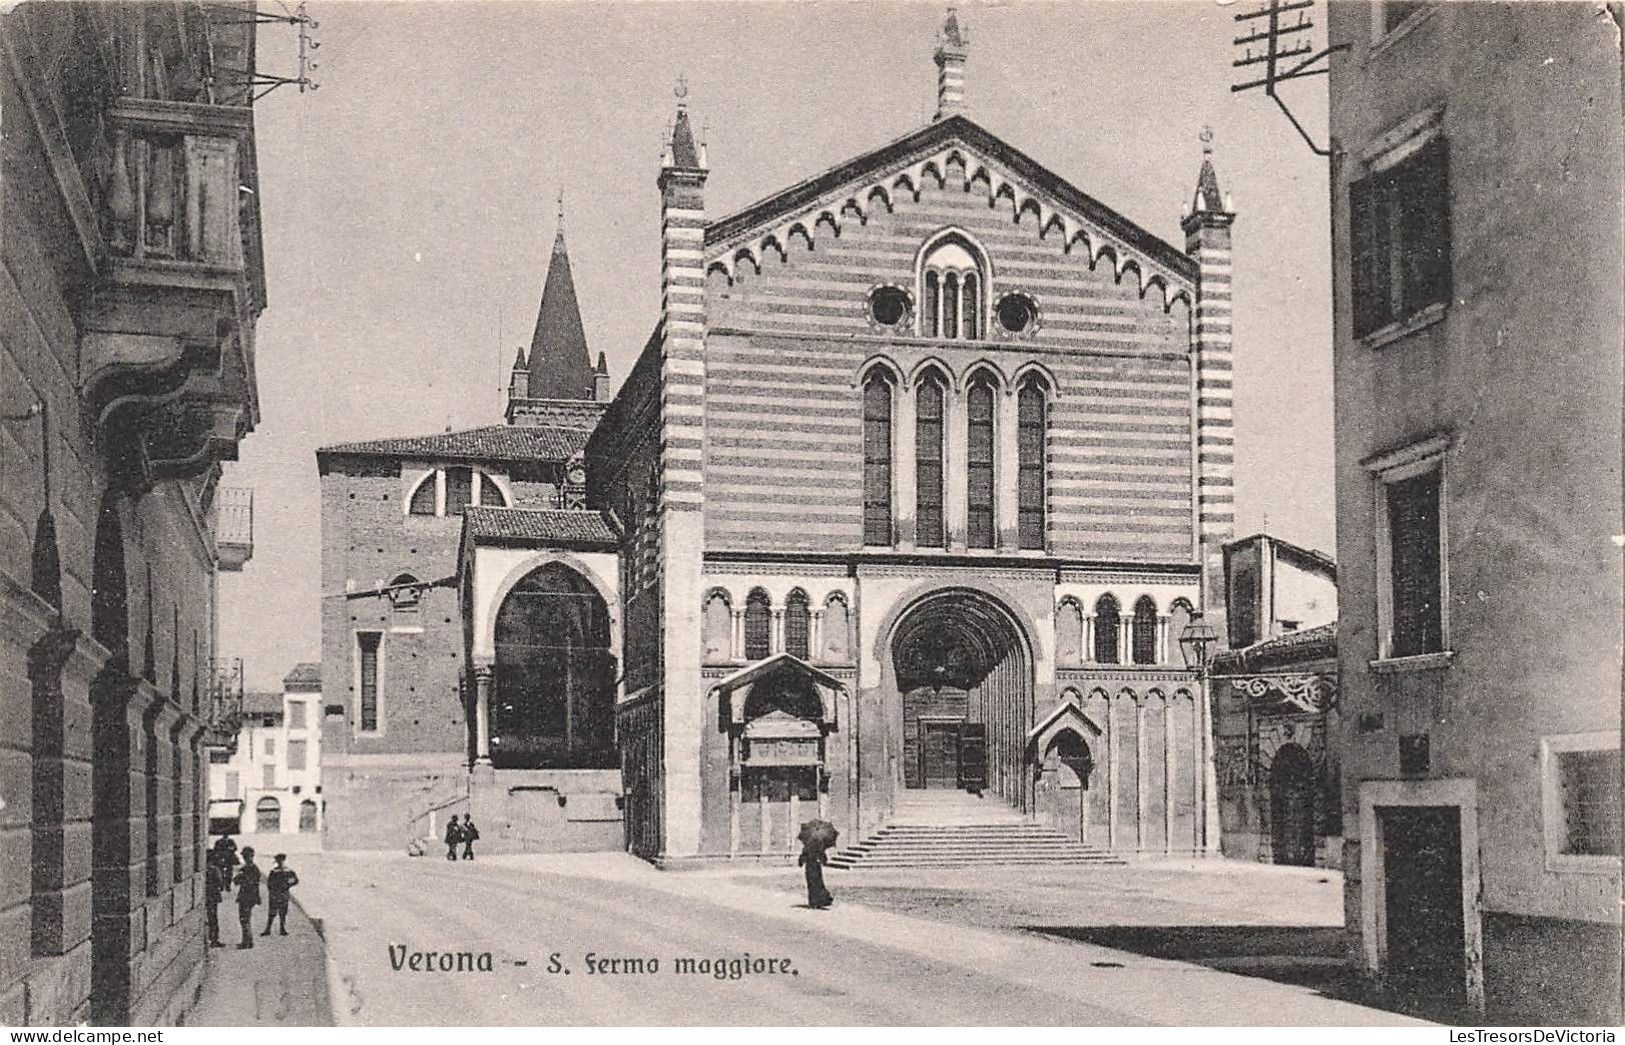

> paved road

[
  {"left": 289, "top": 852, "right": 1428, "bottom": 1027},
  {"left": 185, "top": 894, "right": 333, "bottom": 1026}
]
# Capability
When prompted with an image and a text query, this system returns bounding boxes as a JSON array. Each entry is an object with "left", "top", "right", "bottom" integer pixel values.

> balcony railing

[
  {"left": 215, "top": 487, "right": 254, "bottom": 571},
  {"left": 204, "top": 657, "right": 245, "bottom": 753}
]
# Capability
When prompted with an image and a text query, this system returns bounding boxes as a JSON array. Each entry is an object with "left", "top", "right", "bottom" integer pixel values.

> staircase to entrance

[{"left": 829, "top": 790, "right": 1125, "bottom": 868}]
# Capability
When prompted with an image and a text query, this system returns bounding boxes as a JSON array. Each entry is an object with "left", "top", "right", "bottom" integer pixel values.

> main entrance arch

[
  {"left": 887, "top": 588, "right": 1033, "bottom": 804},
  {"left": 491, "top": 562, "right": 616, "bottom": 769}
]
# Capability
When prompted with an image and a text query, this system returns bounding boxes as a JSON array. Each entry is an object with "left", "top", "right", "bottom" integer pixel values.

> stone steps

[{"left": 829, "top": 790, "right": 1126, "bottom": 868}]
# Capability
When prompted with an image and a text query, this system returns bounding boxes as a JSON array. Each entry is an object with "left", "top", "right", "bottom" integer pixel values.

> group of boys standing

[{"left": 206, "top": 837, "right": 300, "bottom": 948}]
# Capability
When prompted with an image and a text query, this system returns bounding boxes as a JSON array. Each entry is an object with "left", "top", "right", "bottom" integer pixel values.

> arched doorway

[
  {"left": 492, "top": 562, "right": 615, "bottom": 769},
  {"left": 889, "top": 589, "right": 1031, "bottom": 803},
  {"left": 1269, "top": 743, "right": 1317, "bottom": 866},
  {"left": 256, "top": 796, "right": 281, "bottom": 834},
  {"left": 299, "top": 799, "right": 319, "bottom": 833}
]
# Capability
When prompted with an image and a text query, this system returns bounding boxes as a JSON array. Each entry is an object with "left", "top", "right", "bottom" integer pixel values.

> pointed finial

[
  {"left": 556, "top": 187, "right": 566, "bottom": 239},
  {"left": 1200, "top": 125, "right": 1214, "bottom": 155}
]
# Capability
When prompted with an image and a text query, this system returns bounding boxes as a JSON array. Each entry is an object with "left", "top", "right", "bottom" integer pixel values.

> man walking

[
  {"left": 444, "top": 816, "right": 461, "bottom": 861},
  {"left": 261, "top": 854, "right": 299, "bottom": 937},
  {"left": 460, "top": 813, "right": 480, "bottom": 860},
  {"left": 204, "top": 860, "right": 224, "bottom": 947},
  {"left": 235, "top": 847, "right": 262, "bottom": 949}
]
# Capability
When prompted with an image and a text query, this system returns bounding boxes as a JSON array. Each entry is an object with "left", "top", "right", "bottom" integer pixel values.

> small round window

[
  {"left": 869, "top": 286, "right": 910, "bottom": 328},
  {"left": 996, "top": 293, "right": 1038, "bottom": 334}
]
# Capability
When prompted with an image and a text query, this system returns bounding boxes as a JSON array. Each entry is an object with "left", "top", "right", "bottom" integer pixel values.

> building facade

[
  {"left": 207, "top": 664, "right": 324, "bottom": 845},
  {"left": 1210, "top": 533, "right": 1339, "bottom": 868},
  {"left": 1, "top": 1, "right": 270, "bottom": 1025},
  {"left": 1326, "top": 1, "right": 1622, "bottom": 1023}
]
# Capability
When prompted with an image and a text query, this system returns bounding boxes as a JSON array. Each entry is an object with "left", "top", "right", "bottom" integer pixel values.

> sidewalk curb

[{"left": 297, "top": 897, "right": 353, "bottom": 1028}]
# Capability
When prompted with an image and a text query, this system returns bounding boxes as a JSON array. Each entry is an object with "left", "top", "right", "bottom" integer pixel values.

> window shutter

[
  {"left": 1405, "top": 136, "right": 1452, "bottom": 314},
  {"left": 1349, "top": 174, "right": 1381, "bottom": 338},
  {"left": 1388, "top": 470, "right": 1442, "bottom": 656}
]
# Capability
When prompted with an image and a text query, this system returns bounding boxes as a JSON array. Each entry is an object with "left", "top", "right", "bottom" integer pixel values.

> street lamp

[{"left": 1180, "top": 611, "right": 1221, "bottom": 854}]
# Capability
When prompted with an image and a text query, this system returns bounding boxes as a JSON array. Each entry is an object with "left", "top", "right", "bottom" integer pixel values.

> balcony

[
  {"left": 77, "top": 93, "right": 265, "bottom": 485},
  {"left": 215, "top": 487, "right": 254, "bottom": 570},
  {"left": 204, "top": 657, "right": 245, "bottom": 754}
]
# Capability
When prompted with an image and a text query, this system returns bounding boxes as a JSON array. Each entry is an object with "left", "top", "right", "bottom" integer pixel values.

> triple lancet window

[
  {"left": 862, "top": 367, "right": 1049, "bottom": 550},
  {"left": 919, "top": 235, "right": 983, "bottom": 340}
]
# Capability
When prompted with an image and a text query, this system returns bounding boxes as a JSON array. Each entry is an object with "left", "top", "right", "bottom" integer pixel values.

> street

[{"left": 207, "top": 852, "right": 1435, "bottom": 1027}]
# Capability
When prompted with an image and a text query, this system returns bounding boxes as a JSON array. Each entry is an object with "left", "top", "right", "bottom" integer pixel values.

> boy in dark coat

[
  {"left": 460, "top": 814, "right": 480, "bottom": 860},
  {"left": 444, "top": 817, "right": 462, "bottom": 861},
  {"left": 262, "top": 854, "right": 299, "bottom": 936},
  {"left": 235, "top": 847, "right": 262, "bottom": 948},
  {"left": 204, "top": 862, "right": 224, "bottom": 947}
]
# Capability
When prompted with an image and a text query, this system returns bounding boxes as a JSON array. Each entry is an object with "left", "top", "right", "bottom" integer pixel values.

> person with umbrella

[{"left": 797, "top": 819, "right": 838, "bottom": 910}]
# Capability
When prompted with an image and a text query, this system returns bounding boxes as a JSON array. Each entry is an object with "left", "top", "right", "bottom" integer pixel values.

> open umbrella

[{"left": 798, "top": 819, "right": 839, "bottom": 850}]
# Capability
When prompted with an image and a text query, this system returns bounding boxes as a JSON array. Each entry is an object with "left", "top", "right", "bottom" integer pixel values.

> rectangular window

[
  {"left": 262, "top": 763, "right": 275, "bottom": 789},
  {"left": 1541, "top": 732, "right": 1622, "bottom": 873},
  {"left": 287, "top": 739, "right": 308, "bottom": 772},
  {"left": 287, "top": 701, "right": 306, "bottom": 730},
  {"left": 225, "top": 771, "right": 239, "bottom": 796},
  {"left": 264, "top": 736, "right": 276, "bottom": 756},
  {"left": 916, "top": 381, "right": 945, "bottom": 547},
  {"left": 358, "top": 631, "right": 382, "bottom": 732},
  {"left": 1350, "top": 134, "right": 1450, "bottom": 339},
  {"left": 1387, "top": 468, "right": 1443, "bottom": 657}
]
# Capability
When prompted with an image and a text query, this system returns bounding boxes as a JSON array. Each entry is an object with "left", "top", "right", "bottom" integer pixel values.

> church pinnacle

[
  {"left": 526, "top": 207, "right": 596, "bottom": 401},
  {"left": 934, "top": 8, "right": 969, "bottom": 120}
]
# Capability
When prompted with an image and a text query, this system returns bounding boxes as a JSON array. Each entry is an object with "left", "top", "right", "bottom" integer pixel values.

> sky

[{"left": 219, "top": 0, "right": 1336, "bottom": 692}]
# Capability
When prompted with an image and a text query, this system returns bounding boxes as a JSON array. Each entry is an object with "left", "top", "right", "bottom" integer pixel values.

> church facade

[{"left": 322, "top": 13, "right": 1238, "bottom": 865}]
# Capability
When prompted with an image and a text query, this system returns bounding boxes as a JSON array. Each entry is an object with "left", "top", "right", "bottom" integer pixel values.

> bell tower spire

[
  {"left": 525, "top": 200, "right": 596, "bottom": 401},
  {"left": 934, "top": 8, "right": 969, "bottom": 120}
]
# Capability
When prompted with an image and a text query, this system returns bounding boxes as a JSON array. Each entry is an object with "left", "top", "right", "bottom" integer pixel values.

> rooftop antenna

[
  {"left": 1230, "top": 0, "right": 1347, "bottom": 156},
  {"left": 205, "top": 1, "right": 323, "bottom": 101}
]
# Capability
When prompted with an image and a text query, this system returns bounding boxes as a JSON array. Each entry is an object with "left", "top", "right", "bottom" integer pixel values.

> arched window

[
  {"left": 1093, "top": 595, "right": 1120, "bottom": 664},
  {"left": 784, "top": 590, "right": 811, "bottom": 659},
  {"left": 408, "top": 474, "right": 437, "bottom": 515},
  {"left": 389, "top": 573, "right": 421, "bottom": 626},
  {"left": 298, "top": 800, "right": 318, "bottom": 833},
  {"left": 1017, "top": 377, "right": 1048, "bottom": 549},
  {"left": 255, "top": 796, "right": 281, "bottom": 834},
  {"left": 915, "top": 373, "right": 946, "bottom": 548},
  {"left": 1132, "top": 596, "right": 1159, "bottom": 665},
  {"left": 1056, "top": 599, "right": 1084, "bottom": 668},
  {"left": 822, "top": 594, "right": 851, "bottom": 663},
  {"left": 862, "top": 371, "right": 894, "bottom": 546},
  {"left": 702, "top": 591, "right": 733, "bottom": 663},
  {"left": 919, "top": 233, "right": 986, "bottom": 341},
  {"left": 744, "top": 589, "right": 772, "bottom": 661},
  {"left": 966, "top": 374, "right": 996, "bottom": 549},
  {"left": 1168, "top": 599, "right": 1194, "bottom": 668}
]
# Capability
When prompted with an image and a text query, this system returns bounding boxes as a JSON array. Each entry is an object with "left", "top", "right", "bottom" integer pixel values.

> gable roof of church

[
  {"left": 705, "top": 113, "right": 1197, "bottom": 281},
  {"left": 528, "top": 229, "right": 597, "bottom": 401},
  {"left": 318, "top": 424, "right": 588, "bottom": 466}
]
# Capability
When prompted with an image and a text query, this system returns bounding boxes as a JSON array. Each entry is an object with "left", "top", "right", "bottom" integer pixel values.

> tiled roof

[
  {"left": 243, "top": 690, "right": 284, "bottom": 717},
  {"left": 283, "top": 662, "right": 321, "bottom": 690},
  {"left": 319, "top": 424, "right": 588, "bottom": 464},
  {"left": 463, "top": 507, "right": 618, "bottom": 547},
  {"left": 1212, "top": 621, "right": 1337, "bottom": 675}
]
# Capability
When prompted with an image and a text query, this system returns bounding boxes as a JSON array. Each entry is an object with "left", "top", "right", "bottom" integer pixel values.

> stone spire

[
  {"left": 934, "top": 8, "right": 969, "bottom": 120},
  {"left": 526, "top": 212, "right": 596, "bottom": 401}
]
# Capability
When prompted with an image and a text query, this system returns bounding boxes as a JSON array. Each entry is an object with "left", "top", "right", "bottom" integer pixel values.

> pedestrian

[
  {"left": 460, "top": 813, "right": 480, "bottom": 860},
  {"left": 212, "top": 837, "right": 239, "bottom": 894},
  {"left": 204, "top": 860, "right": 224, "bottom": 948},
  {"left": 235, "top": 847, "right": 262, "bottom": 949},
  {"left": 262, "top": 854, "right": 299, "bottom": 937},
  {"left": 797, "top": 837, "right": 833, "bottom": 910},
  {"left": 444, "top": 816, "right": 462, "bottom": 861}
]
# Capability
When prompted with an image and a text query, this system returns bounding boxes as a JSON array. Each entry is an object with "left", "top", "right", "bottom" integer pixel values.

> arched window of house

[
  {"left": 256, "top": 796, "right": 281, "bottom": 834},
  {"left": 919, "top": 233, "right": 986, "bottom": 341},
  {"left": 298, "top": 800, "right": 318, "bottom": 833},
  {"left": 1093, "top": 595, "right": 1121, "bottom": 664},
  {"left": 915, "top": 373, "right": 946, "bottom": 548},
  {"left": 744, "top": 589, "right": 772, "bottom": 661},
  {"left": 966, "top": 373, "right": 997, "bottom": 549},
  {"left": 389, "top": 573, "right": 421, "bottom": 626},
  {"left": 784, "top": 590, "right": 811, "bottom": 659},
  {"left": 1132, "top": 595, "right": 1159, "bottom": 665},
  {"left": 862, "top": 371, "right": 894, "bottom": 546},
  {"left": 702, "top": 591, "right": 733, "bottom": 663},
  {"left": 1017, "top": 376, "right": 1048, "bottom": 549},
  {"left": 408, "top": 473, "right": 437, "bottom": 515}
]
